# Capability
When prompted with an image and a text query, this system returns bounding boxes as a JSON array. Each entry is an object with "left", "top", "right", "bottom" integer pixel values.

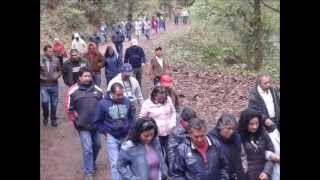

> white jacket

[{"left": 107, "top": 73, "right": 144, "bottom": 105}]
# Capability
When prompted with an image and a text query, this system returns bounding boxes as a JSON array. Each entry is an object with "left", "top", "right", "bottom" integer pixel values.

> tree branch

[{"left": 261, "top": 0, "right": 280, "bottom": 13}]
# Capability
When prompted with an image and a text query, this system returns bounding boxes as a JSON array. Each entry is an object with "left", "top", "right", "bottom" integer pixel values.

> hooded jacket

[
  {"left": 117, "top": 138, "right": 168, "bottom": 180},
  {"left": 71, "top": 33, "right": 87, "bottom": 54},
  {"left": 40, "top": 55, "right": 61, "bottom": 86},
  {"left": 52, "top": 42, "right": 67, "bottom": 58},
  {"left": 106, "top": 73, "right": 144, "bottom": 105},
  {"left": 124, "top": 45, "right": 146, "bottom": 69},
  {"left": 65, "top": 82, "right": 103, "bottom": 131},
  {"left": 209, "top": 128, "right": 245, "bottom": 180},
  {"left": 171, "top": 135, "right": 230, "bottom": 180},
  {"left": 93, "top": 92, "right": 136, "bottom": 139},
  {"left": 83, "top": 43, "right": 105, "bottom": 73},
  {"left": 62, "top": 57, "right": 89, "bottom": 86}
]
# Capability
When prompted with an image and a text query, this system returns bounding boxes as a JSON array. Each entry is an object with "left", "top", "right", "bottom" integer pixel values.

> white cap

[{"left": 131, "top": 39, "right": 138, "bottom": 46}]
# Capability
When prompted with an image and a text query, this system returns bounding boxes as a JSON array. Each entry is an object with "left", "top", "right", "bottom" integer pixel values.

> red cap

[{"left": 160, "top": 75, "right": 173, "bottom": 87}]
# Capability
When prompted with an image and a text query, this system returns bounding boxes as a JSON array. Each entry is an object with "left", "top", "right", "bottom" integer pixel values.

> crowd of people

[{"left": 41, "top": 14, "right": 279, "bottom": 180}]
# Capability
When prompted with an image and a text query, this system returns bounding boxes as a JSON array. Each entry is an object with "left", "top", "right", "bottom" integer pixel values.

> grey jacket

[
  {"left": 40, "top": 55, "right": 61, "bottom": 86},
  {"left": 117, "top": 138, "right": 168, "bottom": 180}
]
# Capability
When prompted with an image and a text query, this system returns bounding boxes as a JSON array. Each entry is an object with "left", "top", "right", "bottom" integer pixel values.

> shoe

[
  {"left": 43, "top": 118, "right": 48, "bottom": 127},
  {"left": 51, "top": 121, "right": 58, "bottom": 127}
]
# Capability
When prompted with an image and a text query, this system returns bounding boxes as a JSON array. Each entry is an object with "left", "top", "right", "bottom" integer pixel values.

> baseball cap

[
  {"left": 160, "top": 75, "right": 173, "bottom": 87},
  {"left": 121, "top": 63, "right": 133, "bottom": 76}
]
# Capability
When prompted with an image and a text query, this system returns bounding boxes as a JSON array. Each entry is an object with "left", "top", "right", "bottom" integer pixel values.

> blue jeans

[
  {"left": 106, "top": 134, "right": 125, "bottom": 180},
  {"left": 40, "top": 85, "right": 59, "bottom": 120},
  {"left": 79, "top": 130, "right": 101, "bottom": 176},
  {"left": 92, "top": 72, "right": 101, "bottom": 87}
]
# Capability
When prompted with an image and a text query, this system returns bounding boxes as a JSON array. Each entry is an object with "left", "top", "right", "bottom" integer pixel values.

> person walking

[
  {"left": 139, "top": 86, "right": 177, "bottom": 166},
  {"left": 238, "top": 109, "right": 278, "bottom": 180},
  {"left": 71, "top": 32, "right": 87, "bottom": 55},
  {"left": 83, "top": 43, "right": 104, "bottom": 86},
  {"left": 40, "top": 45, "right": 62, "bottom": 127},
  {"left": 107, "top": 63, "right": 144, "bottom": 108},
  {"left": 168, "top": 107, "right": 197, "bottom": 176},
  {"left": 124, "top": 39, "right": 146, "bottom": 87},
  {"left": 104, "top": 46, "right": 122, "bottom": 86},
  {"left": 248, "top": 74, "right": 280, "bottom": 132},
  {"left": 149, "top": 46, "right": 170, "bottom": 86},
  {"left": 208, "top": 113, "right": 246, "bottom": 180},
  {"left": 94, "top": 83, "right": 136, "bottom": 180},
  {"left": 111, "top": 28, "right": 125, "bottom": 61},
  {"left": 62, "top": 49, "right": 89, "bottom": 87},
  {"left": 65, "top": 67, "right": 103, "bottom": 180},
  {"left": 117, "top": 117, "right": 168, "bottom": 180},
  {"left": 52, "top": 38, "right": 67, "bottom": 67},
  {"left": 160, "top": 75, "right": 180, "bottom": 112},
  {"left": 171, "top": 118, "right": 230, "bottom": 180}
]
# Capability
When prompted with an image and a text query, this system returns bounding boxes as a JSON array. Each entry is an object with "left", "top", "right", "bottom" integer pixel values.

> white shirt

[
  {"left": 156, "top": 56, "right": 163, "bottom": 69},
  {"left": 257, "top": 85, "right": 275, "bottom": 118}
]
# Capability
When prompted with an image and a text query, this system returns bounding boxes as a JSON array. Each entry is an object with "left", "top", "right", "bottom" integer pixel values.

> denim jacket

[{"left": 117, "top": 138, "right": 168, "bottom": 180}]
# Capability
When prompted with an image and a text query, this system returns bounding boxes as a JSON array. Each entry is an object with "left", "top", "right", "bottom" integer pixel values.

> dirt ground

[{"left": 40, "top": 22, "right": 188, "bottom": 180}]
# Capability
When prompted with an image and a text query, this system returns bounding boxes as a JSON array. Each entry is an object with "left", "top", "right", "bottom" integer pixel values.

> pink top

[{"left": 139, "top": 97, "right": 177, "bottom": 136}]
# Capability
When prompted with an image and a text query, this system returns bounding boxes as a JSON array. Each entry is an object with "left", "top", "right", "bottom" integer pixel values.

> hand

[
  {"left": 271, "top": 154, "right": 280, "bottom": 162},
  {"left": 265, "top": 119, "right": 274, "bottom": 127},
  {"left": 259, "top": 172, "right": 269, "bottom": 180}
]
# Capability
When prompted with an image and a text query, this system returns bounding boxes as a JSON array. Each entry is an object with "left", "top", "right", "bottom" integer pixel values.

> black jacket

[
  {"left": 241, "top": 132, "right": 274, "bottom": 180},
  {"left": 172, "top": 135, "right": 230, "bottom": 180},
  {"left": 67, "top": 83, "right": 103, "bottom": 131},
  {"left": 124, "top": 45, "right": 146, "bottom": 68},
  {"left": 62, "top": 58, "right": 89, "bottom": 86},
  {"left": 111, "top": 31, "right": 125, "bottom": 44},
  {"left": 248, "top": 86, "right": 280, "bottom": 128},
  {"left": 209, "top": 129, "right": 245, "bottom": 180}
]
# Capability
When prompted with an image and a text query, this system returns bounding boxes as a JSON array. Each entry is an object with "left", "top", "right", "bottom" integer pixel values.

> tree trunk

[
  {"left": 128, "top": 0, "right": 134, "bottom": 21},
  {"left": 254, "top": 0, "right": 262, "bottom": 71}
]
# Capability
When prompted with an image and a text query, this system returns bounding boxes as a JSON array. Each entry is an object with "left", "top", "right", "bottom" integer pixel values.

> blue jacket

[
  {"left": 117, "top": 138, "right": 168, "bottom": 180},
  {"left": 124, "top": 46, "right": 146, "bottom": 68},
  {"left": 105, "top": 53, "right": 122, "bottom": 78},
  {"left": 168, "top": 121, "right": 188, "bottom": 175},
  {"left": 172, "top": 135, "right": 230, "bottom": 180},
  {"left": 93, "top": 92, "right": 136, "bottom": 139},
  {"left": 209, "top": 128, "right": 245, "bottom": 180}
]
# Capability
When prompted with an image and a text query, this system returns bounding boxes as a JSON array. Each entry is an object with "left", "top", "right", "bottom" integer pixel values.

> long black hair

[
  {"left": 238, "top": 109, "right": 264, "bottom": 142},
  {"left": 127, "top": 117, "right": 159, "bottom": 144},
  {"left": 150, "top": 86, "right": 168, "bottom": 104}
]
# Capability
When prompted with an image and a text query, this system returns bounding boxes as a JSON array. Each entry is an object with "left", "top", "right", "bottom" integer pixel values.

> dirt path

[{"left": 40, "top": 22, "right": 190, "bottom": 180}]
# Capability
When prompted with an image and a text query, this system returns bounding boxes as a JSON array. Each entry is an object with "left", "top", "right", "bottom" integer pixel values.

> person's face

[
  {"left": 79, "top": 72, "right": 92, "bottom": 85},
  {"left": 70, "top": 52, "right": 79, "bottom": 61},
  {"left": 154, "top": 92, "right": 166, "bottom": 104},
  {"left": 108, "top": 48, "right": 114, "bottom": 55},
  {"left": 46, "top": 48, "right": 53, "bottom": 58},
  {"left": 260, "top": 76, "right": 272, "bottom": 91},
  {"left": 189, "top": 128, "right": 207, "bottom": 147},
  {"left": 140, "top": 128, "right": 155, "bottom": 145},
  {"left": 155, "top": 50, "right": 162, "bottom": 57},
  {"left": 122, "top": 74, "right": 130, "bottom": 81},
  {"left": 89, "top": 45, "right": 95, "bottom": 51},
  {"left": 111, "top": 88, "right": 124, "bottom": 102},
  {"left": 248, "top": 117, "right": 259, "bottom": 133},
  {"left": 220, "top": 125, "right": 236, "bottom": 139}
]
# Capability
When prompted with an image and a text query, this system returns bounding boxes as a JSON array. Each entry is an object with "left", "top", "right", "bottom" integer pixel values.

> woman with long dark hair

[
  {"left": 104, "top": 46, "right": 122, "bottom": 85},
  {"left": 238, "top": 109, "right": 279, "bottom": 180},
  {"left": 117, "top": 117, "right": 168, "bottom": 180}
]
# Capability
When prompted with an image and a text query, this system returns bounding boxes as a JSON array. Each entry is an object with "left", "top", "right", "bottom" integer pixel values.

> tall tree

[{"left": 254, "top": 0, "right": 262, "bottom": 71}]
